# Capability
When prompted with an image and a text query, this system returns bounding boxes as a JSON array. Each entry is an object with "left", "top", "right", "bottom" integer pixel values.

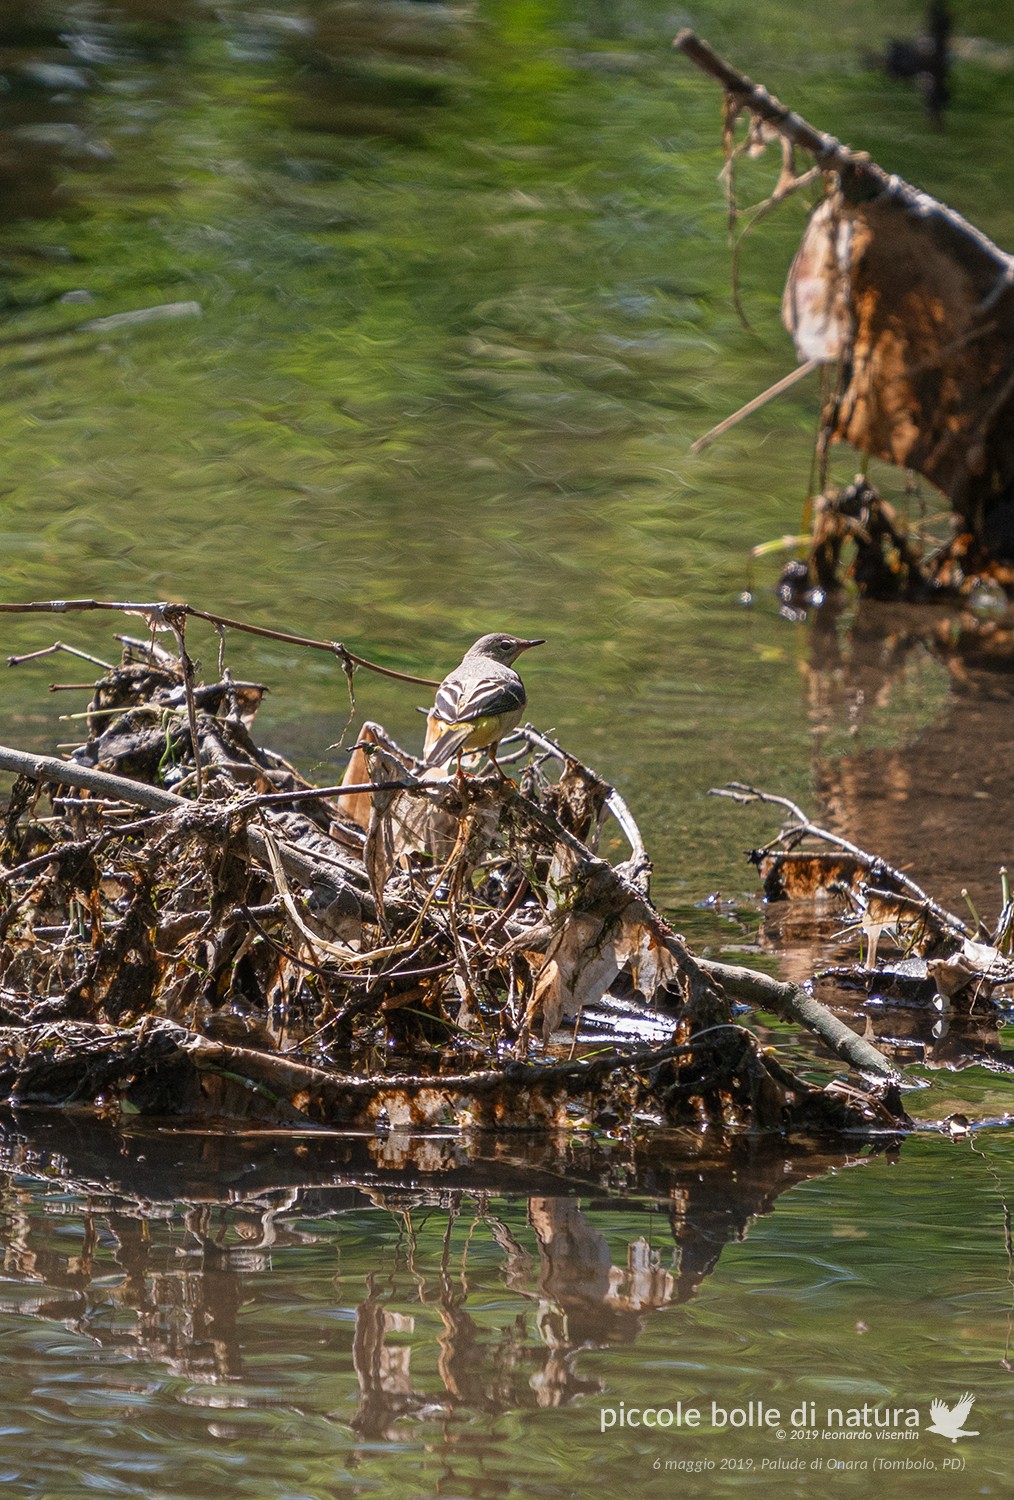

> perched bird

[{"left": 424, "top": 632, "right": 545, "bottom": 777}]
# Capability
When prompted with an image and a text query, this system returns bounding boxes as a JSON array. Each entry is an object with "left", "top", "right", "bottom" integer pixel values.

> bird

[
  {"left": 423, "top": 632, "right": 545, "bottom": 778},
  {"left": 926, "top": 1393, "right": 979, "bottom": 1442}
]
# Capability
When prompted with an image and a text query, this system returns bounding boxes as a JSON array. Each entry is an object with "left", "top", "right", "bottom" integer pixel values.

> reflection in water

[
  {"left": 0, "top": 1115, "right": 884, "bottom": 1424},
  {"left": 1, "top": 1114, "right": 1011, "bottom": 1499},
  {"left": 0, "top": 0, "right": 463, "bottom": 232},
  {"left": 0, "top": 6, "right": 92, "bottom": 223},
  {"left": 744, "top": 601, "right": 1014, "bottom": 1069},
  {"left": 282, "top": 2, "right": 467, "bottom": 143},
  {"left": 808, "top": 601, "right": 1014, "bottom": 914}
]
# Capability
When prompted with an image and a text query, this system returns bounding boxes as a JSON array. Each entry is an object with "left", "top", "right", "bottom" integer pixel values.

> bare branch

[
  {"left": 0, "top": 597, "right": 440, "bottom": 687},
  {"left": 711, "top": 781, "right": 970, "bottom": 940}
]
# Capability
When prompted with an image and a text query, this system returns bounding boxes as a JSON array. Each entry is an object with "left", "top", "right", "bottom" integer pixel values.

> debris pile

[
  {"left": 715, "top": 783, "right": 1014, "bottom": 1052},
  {"left": 0, "top": 608, "right": 904, "bottom": 1135},
  {"left": 677, "top": 30, "right": 1014, "bottom": 594}
]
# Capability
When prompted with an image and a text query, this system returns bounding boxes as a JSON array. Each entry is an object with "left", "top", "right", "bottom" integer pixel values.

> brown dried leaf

[
  {"left": 755, "top": 850, "right": 867, "bottom": 900},
  {"left": 782, "top": 194, "right": 852, "bottom": 363},
  {"left": 784, "top": 187, "right": 1014, "bottom": 546}
]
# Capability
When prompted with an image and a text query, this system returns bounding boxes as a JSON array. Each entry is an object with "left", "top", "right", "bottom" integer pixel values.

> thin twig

[
  {"left": 690, "top": 359, "right": 820, "bottom": 454},
  {"left": 166, "top": 611, "right": 203, "bottom": 799},
  {"left": 0, "top": 597, "right": 440, "bottom": 686},
  {"left": 509, "top": 724, "right": 650, "bottom": 879},
  {"left": 8, "top": 640, "right": 114, "bottom": 670},
  {"left": 245, "top": 778, "right": 422, "bottom": 807}
]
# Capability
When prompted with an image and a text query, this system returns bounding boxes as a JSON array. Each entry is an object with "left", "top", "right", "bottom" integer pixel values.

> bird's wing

[
  {"left": 950, "top": 1394, "right": 975, "bottom": 1426},
  {"left": 929, "top": 1400, "right": 947, "bottom": 1422},
  {"left": 433, "top": 671, "right": 525, "bottom": 726}
]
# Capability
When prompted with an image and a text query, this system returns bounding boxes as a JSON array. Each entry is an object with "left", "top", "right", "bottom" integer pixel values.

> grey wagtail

[{"left": 423, "top": 632, "right": 545, "bottom": 777}]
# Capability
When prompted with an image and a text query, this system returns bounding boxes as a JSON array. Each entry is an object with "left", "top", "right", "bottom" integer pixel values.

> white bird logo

[{"left": 926, "top": 1393, "right": 979, "bottom": 1441}]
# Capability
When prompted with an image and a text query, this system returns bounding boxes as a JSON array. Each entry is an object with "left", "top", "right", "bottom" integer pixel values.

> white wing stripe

[{"left": 433, "top": 672, "right": 525, "bottom": 724}]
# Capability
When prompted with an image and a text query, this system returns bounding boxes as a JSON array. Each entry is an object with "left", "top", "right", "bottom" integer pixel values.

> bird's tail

[{"left": 423, "top": 722, "right": 474, "bottom": 769}]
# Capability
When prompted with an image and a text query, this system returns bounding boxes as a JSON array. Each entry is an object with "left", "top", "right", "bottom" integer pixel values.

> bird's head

[{"left": 467, "top": 632, "right": 546, "bottom": 666}]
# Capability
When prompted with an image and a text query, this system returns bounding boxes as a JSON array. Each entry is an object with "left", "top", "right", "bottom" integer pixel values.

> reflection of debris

[{"left": 0, "top": 1117, "right": 894, "bottom": 1407}]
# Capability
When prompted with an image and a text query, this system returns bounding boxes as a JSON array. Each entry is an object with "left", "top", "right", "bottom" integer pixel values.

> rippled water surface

[
  {"left": 1, "top": 1, "right": 1013, "bottom": 1493},
  {"left": 1, "top": 1119, "right": 1013, "bottom": 1498}
]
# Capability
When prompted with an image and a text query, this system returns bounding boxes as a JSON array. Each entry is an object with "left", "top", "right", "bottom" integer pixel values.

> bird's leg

[
  {"left": 454, "top": 749, "right": 466, "bottom": 785},
  {"left": 487, "top": 742, "right": 510, "bottom": 782}
]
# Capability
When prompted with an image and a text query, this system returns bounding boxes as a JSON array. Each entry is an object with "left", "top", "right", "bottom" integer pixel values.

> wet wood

[
  {"left": 0, "top": 629, "right": 907, "bottom": 1132},
  {"left": 676, "top": 29, "right": 1014, "bottom": 561}
]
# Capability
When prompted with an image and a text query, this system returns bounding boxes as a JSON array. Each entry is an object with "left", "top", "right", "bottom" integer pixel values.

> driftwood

[
  {"left": 676, "top": 30, "right": 1014, "bottom": 573},
  {"left": 0, "top": 611, "right": 906, "bottom": 1137},
  {"left": 715, "top": 782, "right": 1014, "bottom": 1029}
]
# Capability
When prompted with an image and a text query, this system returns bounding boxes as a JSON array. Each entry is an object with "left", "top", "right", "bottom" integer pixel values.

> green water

[
  {"left": 1, "top": 1, "right": 1013, "bottom": 1494},
  {"left": 0, "top": 1120, "right": 1012, "bottom": 1499}
]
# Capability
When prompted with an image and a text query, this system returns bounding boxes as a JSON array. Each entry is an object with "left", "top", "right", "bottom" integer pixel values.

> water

[
  {"left": 0, "top": 1118, "right": 1012, "bottom": 1498},
  {"left": 0, "top": 1, "right": 1013, "bottom": 1493}
]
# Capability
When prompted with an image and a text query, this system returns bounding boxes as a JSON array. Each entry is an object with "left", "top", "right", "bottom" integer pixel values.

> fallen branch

[
  {"left": 673, "top": 28, "right": 1014, "bottom": 282},
  {"left": 699, "top": 958, "right": 897, "bottom": 1079},
  {"left": 0, "top": 741, "right": 381, "bottom": 921},
  {"left": 711, "top": 782, "right": 970, "bottom": 940},
  {"left": 0, "top": 1017, "right": 902, "bottom": 1132}
]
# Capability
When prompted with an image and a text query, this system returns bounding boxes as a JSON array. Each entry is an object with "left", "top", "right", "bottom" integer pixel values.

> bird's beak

[{"left": 515, "top": 638, "right": 546, "bottom": 653}]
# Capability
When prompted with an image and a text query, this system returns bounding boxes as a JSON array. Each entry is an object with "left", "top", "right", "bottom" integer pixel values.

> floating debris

[
  {"left": 0, "top": 600, "right": 904, "bottom": 1135},
  {"left": 676, "top": 30, "right": 1014, "bottom": 590}
]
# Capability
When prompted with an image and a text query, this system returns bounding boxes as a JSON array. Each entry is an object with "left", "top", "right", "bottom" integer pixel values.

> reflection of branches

[
  {"left": 352, "top": 1274, "right": 427, "bottom": 1440},
  {"left": 0, "top": 1127, "right": 893, "bottom": 1428},
  {"left": 0, "top": 1193, "right": 247, "bottom": 1381}
]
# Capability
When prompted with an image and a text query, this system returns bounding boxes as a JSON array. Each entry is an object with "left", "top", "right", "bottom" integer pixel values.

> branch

[
  {"left": 510, "top": 724, "right": 650, "bottom": 883},
  {"left": 690, "top": 358, "right": 820, "bottom": 453},
  {"left": 0, "top": 597, "right": 440, "bottom": 687},
  {"left": 672, "top": 29, "right": 1014, "bottom": 285},
  {"left": 698, "top": 957, "right": 898, "bottom": 1080},
  {"left": 0, "top": 743, "right": 381, "bottom": 919},
  {"left": 711, "top": 781, "right": 970, "bottom": 939}
]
